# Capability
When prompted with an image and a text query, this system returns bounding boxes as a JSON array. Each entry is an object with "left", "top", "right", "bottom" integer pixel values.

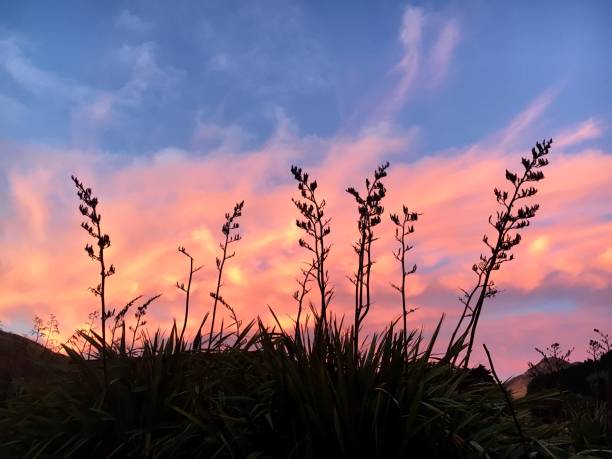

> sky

[{"left": 0, "top": 0, "right": 611, "bottom": 378}]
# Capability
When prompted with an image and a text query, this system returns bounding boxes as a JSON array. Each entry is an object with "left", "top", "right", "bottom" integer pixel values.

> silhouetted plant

[
  {"left": 43, "top": 313, "right": 60, "bottom": 351},
  {"left": 346, "top": 161, "right": 389, "bottom": 357},
  {"left": 66, "top": 309, "right": 100, "bottom": 358},
  {"left": 291, "top": 166, "right": 333, "bottom": 345},
  {"left": 529, "top": 342, "right": 574, "bottom": 375},
  {"left": 176, "top": 246, "right": 203, "bottom": 345},
  {"left": 588, "top": 339, "right": 603, "bottom": 361},
  {"left": 72, "top": 175, "right": 115, "bottom": 383},
  {"left": 109, "top": 295, "right": 142, "bottom": 351},
  {"left": 66, "top": 331, "right": 83, "bottom": 355},
  {"left": 128, "top": 294, "right": 160, "bottom": 355},
  {"left": 483, "top": 343, "right": 529, "bottom": 454},
  {"left": 85, "top": 309, "right": 99, "bottom": 358},
  {"left": 390, "top": 205, "right": 419, "bottom": 347},
  {"left": 292, "top": 263, "right": 315, "bottom": 347},
  {"left": 594, "top": 328, "right": 611, "bottom": 354},
  {"left": 447, "top": 139, "right": 552, "bottom": 368},
  {"left": 30, "top": 315, "right": 45, "bottom": 343},
  {"left": 206, "top": 200, "right": 244, "bottom": 350}
]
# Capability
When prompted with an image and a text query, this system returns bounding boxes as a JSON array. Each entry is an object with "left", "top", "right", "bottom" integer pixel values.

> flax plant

[
  {"left": 110, "top": 295, "right": 142, "bottom": 350},
  {"left": 594, "top": 328, "right": 611, "bottom": 354},
  {"left": 72, "top": 175, "right": 115, "bottom": 383},
  {"left": 447, "top": 139, "right": 552, "bottom": 367},
  {"left": 292, "top": 263, "right": 315, "bottom": 347},
  {"left": 176, "top": 246, "right": 202, "bottom": 345},
  {"left": 528, "top": 342, "right": 574, "bottom": 375},
  {"left": 65, "top": 309, "right": 100, "bottom": 358},
  {"left": 207, "top": 201, "right": 244, "bottom": 350},
  {"left": 291, "top": 166, "right": 333, "bottom": 345},
  {"left": 390, "top": 205, "right": 419, "bottom": 347},
  {"left": 128, "top": 294, "right": 160, "bottom": 355},
  {"left": 42, "top": 313, "right": 60, "bottom": 351},
  {"left": 31, "top": 315, "right": 45, "bottom": 344},
  {"left": 346, "top": 162, "right": 389, "bottom": 357}
]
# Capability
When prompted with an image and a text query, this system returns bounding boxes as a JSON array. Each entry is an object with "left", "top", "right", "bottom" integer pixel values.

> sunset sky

[{"left": 1, "top": 1, "right": 611, "bottom": 378}]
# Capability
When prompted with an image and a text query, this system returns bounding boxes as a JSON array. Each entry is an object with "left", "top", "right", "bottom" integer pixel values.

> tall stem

[
  {"left": 94, "top": 217, "right": 108, "bottom": 384},
  {"left": 179, "top": 255, "right": 193, "bottom": 345},
  {"left": 209, "top": 231, "right": 230, "bottom": 350}
]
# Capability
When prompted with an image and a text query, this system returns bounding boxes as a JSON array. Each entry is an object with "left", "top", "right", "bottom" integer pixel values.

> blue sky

[{"left": 1, "top": 1, "right": 611, "bottom": 156}]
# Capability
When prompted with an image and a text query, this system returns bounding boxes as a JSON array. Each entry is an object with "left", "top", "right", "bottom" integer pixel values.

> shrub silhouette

[
  {"left": 528, "top": 341, "right": 574, "bottom": 375},
  {"left": 527, "top": 346, "right": 612, "bottom": 449}
]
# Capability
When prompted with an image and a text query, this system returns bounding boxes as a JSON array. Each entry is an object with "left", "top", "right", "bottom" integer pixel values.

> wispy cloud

[
  {"left": 428, "top": 19, "right": 461, "bottom": 86},
  {"left": 378, "top": 5, "right": 461, "bottom": 120},
  {"left": 115, "top": 42, "right": 181, "bottom": 106},
  {"left": 498, "top": 86, "right": 559, "bottom": 148},
  {"left": 116, "top": 10, "right": 152, "bottom": 34},
  {"left": 70, "top": 41, "right": 182, "bottom": 145},
  {"left": 395, "top": 6, "right": 425, "bottom": 100},
  {"left": 0, "top": 36, "right": 87, "bottom": 98},
  {"left": 0, "top": 34, "right": 181, "bottom": 145},
  {"left": 192, "top": 119, "right": 254, "bottom": 153},
  {"left": 555, "top": 118, "right": 604, "bottom": 149},
  {"left": 199, "top": 5, "right": 330, "bottom": 97}
]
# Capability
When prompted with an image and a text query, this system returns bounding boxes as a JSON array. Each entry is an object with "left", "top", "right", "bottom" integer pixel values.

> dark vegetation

[
  {"left": 525, "top": 336, "right": 612, "bottom": 451},
  {"left": 1, "top": 139, "right": 610, "bottom": 457}
]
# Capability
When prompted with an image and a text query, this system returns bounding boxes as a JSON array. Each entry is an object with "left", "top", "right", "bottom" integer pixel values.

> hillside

[
  {"left": 505, "top": 357, "right": 570, "bottom": 398},
  {"left": 0, "top": 330, "right": 68, "bottom": 400}
]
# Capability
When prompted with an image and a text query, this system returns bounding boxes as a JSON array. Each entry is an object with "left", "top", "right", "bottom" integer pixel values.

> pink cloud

[{"left": 0, "top": 107, "right": 610, "bottom": 378}]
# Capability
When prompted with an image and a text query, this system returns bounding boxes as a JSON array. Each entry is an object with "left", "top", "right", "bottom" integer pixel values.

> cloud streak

[
  {"left": 0, "top": 37, "right": 86, "bottom": 98},
  {"left": 555, "top": 118, "right": 604, "bottom": 149},
  {"left": 428, "top": 19, "right": 461, "bottom": 85},
  {"left": 396, "top": 6, "right": 424, "bottom": 100}
]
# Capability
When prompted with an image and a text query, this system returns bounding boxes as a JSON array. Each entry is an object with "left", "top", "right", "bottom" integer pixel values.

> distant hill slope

[
  {"left": 0, "top": 330, "right": 68, "bottom": 400},
  {"left": 505, "top": 357, "right": 570, "bottom": 398}
]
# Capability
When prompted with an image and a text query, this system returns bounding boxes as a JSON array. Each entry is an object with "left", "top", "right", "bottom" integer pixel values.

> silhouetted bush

[{"left": 529, "top": 350, "right": 612, "bottom": 400}]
